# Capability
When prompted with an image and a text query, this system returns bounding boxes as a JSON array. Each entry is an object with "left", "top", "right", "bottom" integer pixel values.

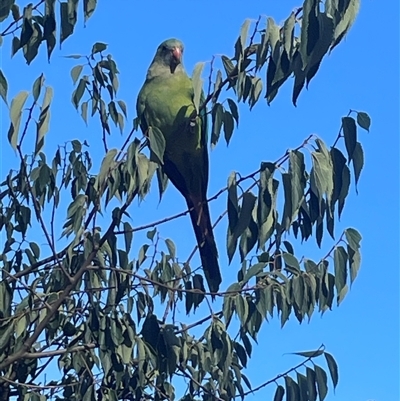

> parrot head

[{"left": 154, "top": 38, "right": 184, "bottom": 73}]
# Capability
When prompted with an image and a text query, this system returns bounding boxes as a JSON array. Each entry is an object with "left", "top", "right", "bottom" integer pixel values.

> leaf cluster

[{"left": 0, "top": 0, "right": 97, "bottom": 64}]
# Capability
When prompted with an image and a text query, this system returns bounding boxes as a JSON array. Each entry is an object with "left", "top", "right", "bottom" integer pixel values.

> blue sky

[{"left": 1, "top": 1, "right": 399, "bottom": 400}]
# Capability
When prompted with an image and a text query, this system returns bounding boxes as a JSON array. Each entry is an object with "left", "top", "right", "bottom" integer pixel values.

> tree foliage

[{"left": 0, "top": 1, "right": 368, "bottom": 400}]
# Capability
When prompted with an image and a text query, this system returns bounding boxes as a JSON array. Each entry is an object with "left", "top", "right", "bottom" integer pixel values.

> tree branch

[{"left": 0, "top": 0, "right": 45, "bottom": 37}]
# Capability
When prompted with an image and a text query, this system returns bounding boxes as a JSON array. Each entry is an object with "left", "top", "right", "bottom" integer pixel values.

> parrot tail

[{"left": 186, "top": 195, "right": 222, "bottom": 295}]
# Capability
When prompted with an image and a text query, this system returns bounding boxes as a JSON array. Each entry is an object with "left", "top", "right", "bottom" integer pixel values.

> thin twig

[
  {"left": 175, "top": 311, "right": 222, "bottom": 334},
  {"left": 238, "top": 345, "right": 325, "bottom": 397}
]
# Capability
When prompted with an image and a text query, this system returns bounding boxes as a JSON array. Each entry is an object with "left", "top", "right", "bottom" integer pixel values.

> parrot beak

[
  {"left": 172, "top": 47, "right": 182, "bottom": 63},
  {"left": 170, "top": 47, "right": 182, "bottom": 73}
]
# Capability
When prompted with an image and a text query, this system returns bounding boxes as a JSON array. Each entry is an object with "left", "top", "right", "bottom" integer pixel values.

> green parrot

[{"left": 136, "top": 38, "right": 221, "bottom": 294}]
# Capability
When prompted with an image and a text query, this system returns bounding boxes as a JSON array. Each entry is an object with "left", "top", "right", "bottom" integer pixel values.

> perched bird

[{"left": 136, "top": 39, "right": 221, "bottom": 294}]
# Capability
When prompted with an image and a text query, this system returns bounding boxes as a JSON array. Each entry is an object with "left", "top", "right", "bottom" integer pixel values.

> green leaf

[
  {"left": 305, "top": 13, "right": 335, "bottom": 87},
  {"left": 310, "top": 152, "right": 333, "bottom": 212},
  {"left": 293, "top": 349, "right": 324, "bottom": 358},
  {"left": 234, "top": 192, "right": 257, "bottom": 241},
  {"left": 243, "top": 262, "right": 265, "bottom": 283},
  {"left": 15, "top": 315, "right": 27, "bottom": 338},
  {"left": 240, "top": 331, "right": 252, "bottom": 357},
  {"left": 32, "top": 73, "right": 44, "bottom": 102},
  {"left": 185, "top": 281, "right": 193, "bottom": 314},
  {"left": 293, "top": 275, "right": 305, "bottom": 312},
  {"left": 330, "top": 147, "right": 346, "bottom": 206},
  {"left": 43, "top": 6, "right": 56, "bottom": 61},
  {"left": 342, "top": 116, "right": 357, "bottom": 162},
  {"left": 60, "top": 1, "right": 77, "bottom": 45},
  {"left": 123, "top": 222, "right": 133, "bottom": 253},
  {"left": 277, "top": 287, "right": 290, "bottom": 327},
  {"left": 240, "top": 19, "right": 251, "bottom": 51},
  {"left": 117, "top": 113, "right": 124, "bottom": 133},
  {"left": 338, "top": 164, "right": 350, "bottom": 218},
  {"left": 192, "top": 62, "right": 204, "bottom": 113},
  {"left": 288, "top": 150, "right": 306, "bottom": 224},
  {"left": 137, "top": 244, "right": 149, "bottom": 267},
  {"left": 72, "top": 77, "right": 86, "bottom": 109},
  {"left": 8, "top": 90, "right": 29, "bottom": 149},
  {"left": 91, "top": 42, "right": 107, "bottom": 55},
  {"left": 223, "top": 110, "right": 234, "bottom": 145},
  {"left": 239, "top": 215, "right": 258, "bottom": 261},
  {"left": 227, "top": 172, "right": 239, "bottom": 262},
  {"left": 265, "top": 18, "right": 282, "bottom": 104},
  {"left": 29, "top": 242, "right": 40, "bottom": 259},
  {"left": 300, "top": 0, "right": 319, "bottom": 60},
  {"left": 284, "top": 375, "right": 300, "bottom": 401},
  {"left": 222, "top": 294, "right": 233, "bottom": 328},
  {"left": 273, "top": 385, "right": 285, "bottom": 401},
  {"left": 257, "top": 162, "right": 277, "bottom": 248},
  {"left": 108, "top": 100, "right": 118, "bottom": 126},
  {"left": 71, "top": 139, "right": 82, "bottom": 152},
  {"left": 281, "top": 172, "right": 293, "bottom": 230},
  {"left": 352, "top": 141, "right": 364, "bottom": 191},
  {"left": 84, "top": 0, "right": 97, "bottom": 22},
  {"left": 256, "top": 31, "right": 269, "bottom": 70},
  {"left": 221, "top": 55, "right": 235, "bottom": 76},
  {"left": 238, "top": 74, "right": 252, "bottom": 103},
  {"left": 227, "top": 98, "right": 239, "bottom": 126},
  {"left": 148, "top": 126, "right": 166, "bottom": 164},
  {"left": 211, "top": 102, "right": 224, "bottom": 147},
  {"left": 117, "top": 99, "right": 127, "bottom": 118},
  {"left": 12, "top": 37, "right": 20, "bottom": 57},
  {"left": 66, "top": 193, "right": 86, "bottom": 219},
  {"left": 315, "top": 365, "right": 328, "bottom": 401},
  {"left": 70, "top": 64, "right": 84, "bottom": 85},
  {"left": 192, "top": 274, "right": 205, "bottom": 309},
  {"left": 315, "top": 138, "right": 333, "bottom": 202},
  {"left": 64, "top": 54, "right": 83, "bottom": 59},
  {"left": 267, "top": 17, "right": 280, "bottom": 63},
  {"left": 259, "top": 284, "right": 274, "bottom": 318},
  {"left": 334, "top": 246, "right": 347, "bottom": 295},
  {"left": 146, "top": 228, "right": 156, "bottom": 241},
  {"left": 297, "top": 372, "right": 309, "bottom": 401},
  {"left": 35, "top": 86, "right": 53, "bottom": 155},
  {"left": 23, "top": 22, "right": 42, "bottom": 65},
  {"left": 324, "top": 352, "right": 339, "bottom": 389},
  {"left": 0, "top": 0, "right": 14, "bottom": 23},
  {"left": 81, "top": 100, "right": 88, "bottom": 125},
  {"left": 137, "top": 337, "right": 145, "bottom": 377},
  {"left": 141, "top": 314, "right": 160, "bottom": 351},
  {"left": 331, "top": 0, "right": 360, "bottom": 51},
  {"left": 20, "top": 9, "right": 34, "bottom": 48},
  {"left": 356, "top": 111, "right": 371, "bottom": 132},
  {"left": 249, "top": 77, "right": 262, "bottom": 109},
  {"left": 283, "top": 12, "right": 296, "bottom": 56},
  {"left": 282, "top": 252, "right": 300, "bottom": 273},
  {"left": 95, "top": 148, "right": 118, "bottom": 190},
  {"left": 304, "top": 258, "right": 318, "bottom": 274},
  {"left": 345, "top": 227, "right": 362, "bottom": 250},
  {"left": 165, "top": 238, "right": 176, "bottom": 259},
  {"left": 306, "top": 367, "right": 317, "bottom": 401},
  {"left": 0, "top": 322, "right": 14, "bottom": 351},
  {"left": 347, "top": 246, "right": 361, "bottom": 285},
  {"left": 0, "top": 69, "right": 8, "bottom": 105}
]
